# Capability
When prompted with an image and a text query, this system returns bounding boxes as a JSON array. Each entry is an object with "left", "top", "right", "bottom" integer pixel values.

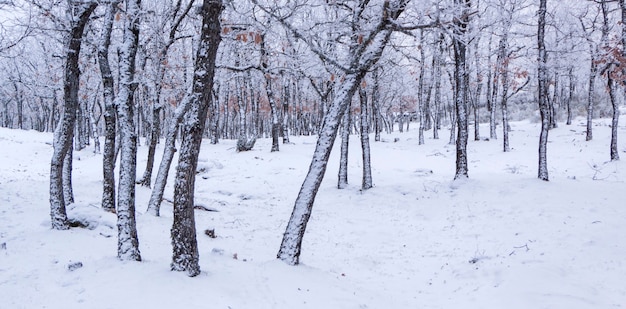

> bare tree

[
  {"left": 258, "top": 0, "right": 423, "bottom": 265},
  {"left": 49, "top": 1, "right": 97, "bottom": 230},
  {"left": 137, "top": 0, "right": 196, "bottom": 187}
]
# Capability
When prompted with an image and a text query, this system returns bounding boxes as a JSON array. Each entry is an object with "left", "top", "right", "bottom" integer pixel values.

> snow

[{"left": 1, "top": 116, "right": 625, "bottom": 308}]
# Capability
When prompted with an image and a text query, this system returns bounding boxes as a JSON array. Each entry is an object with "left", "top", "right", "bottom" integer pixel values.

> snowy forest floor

[{"left": 1, "top": 116, "right": 625, "bottom": 309}]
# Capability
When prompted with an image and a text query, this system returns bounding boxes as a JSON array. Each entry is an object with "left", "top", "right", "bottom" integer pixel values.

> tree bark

[
  {"left": 49, "top": 2, "right": 97, "bottom": 230},
  {"left": 146, "top": 96, "right": 192, "bottom": 216},
  {"left": 116, "top": 0, "right": 142, "bottom": 261},
  {"left": 453, "top": 0, "right": 471, "bottom": 180},
  {"left": 359, "top": 87, "right": 372, "bottom": 190},
  {"left": 538, "top": 0, "right": 550, "bottom": 181},
  {"left": 171, "top": 0, "right": 222, "bottom": 276},
  {"left": 337, "top": 99, "right": 350, "bottom": 189},
  {"left": 98, "top": 0, "right": 117, "bottom": 213}
]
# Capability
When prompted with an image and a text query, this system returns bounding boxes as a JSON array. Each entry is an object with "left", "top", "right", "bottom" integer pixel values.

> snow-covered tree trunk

[
  {"left": 268, "top": 82, "right": 281, "bottom": 151},
  {"left": 276, "top": 0, "right": 408, "bottom": 265},
  {"left": 453, "top": 0, "right": 471, "bottom": 180},
  {"left": 88, "top": 96, "right": 101, "bottom": 154},
  {"left": 49, "top": 1, "right": 97, "bottom": 230},
  {"left": 359, "top": 87, "right": 372, "bottom": 190},
  {"left": 537, "top": 0, "right": 550, "bottom": 181},
  {"left": 473, "top": 37, "right": 482, "bottom": 142},
  {"left": 282, "top": 81, "right": 291, "bottom": 144},
  {"left": 586, "top": 59, "right": 597, "bottom": 141},
  {"left": 146, "top": 95, "right": 193, "bottom": 216},
  {"left": 418, "top": 29, "right": 426, "bottom": 145},
  {"left": 115, "top": 0, "right": 142, "bottom": 261},
  {"left": 497, "top": 35, "right": 510, "bottom": 152},
  {"left": 171, "top": 0, "right": 222, "bottom": 276},
  {"left": 566, "top": 67, "right": 574, "bottom": 126},
  {"left": 337, "top": 99, "right": 350, "bottom": 189},
  {"left": 372, "top": 68, "right": 382, "bottom": 142},
  {"left": 98, "top": 0, "right": 117, "bottom": 213},
  {"left": 433, "top": 32, "right": 443, "bottom": 140},
  {"left": 62, "top": 142, "right": 74, "bottom": 204}
]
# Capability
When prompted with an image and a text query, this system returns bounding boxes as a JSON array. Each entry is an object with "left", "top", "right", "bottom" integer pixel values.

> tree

[
  {"left": 116, "top": 0, "right": 142, "bottom": 261},
  {"left": 261, "top": 0, "right": 421, "bottom": 265},
  {"left": 452, "top": 0, "right": 471, "bottom": 180},
  {"left": 359, "top": 85, "right": 373, "bottom": 190},
  {"left": 49, "top": 1, "right": 97, "bottom": 230},
  {"left": 97, "top": 0, "right": 118, "bottom": 214},
  {"left": 170, "top": 0, "right": 222, "bottom": 276},
  {"left": 137, "top": 0, "right": 196, "bottom": 188},
  {"left": 537, "top": 0, "right": 549, "bottom": 181}
]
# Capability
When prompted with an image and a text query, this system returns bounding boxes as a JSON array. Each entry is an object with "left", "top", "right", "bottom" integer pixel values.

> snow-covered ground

[{"left": 1, "top": 117, "right": 625, "bottom": 309}]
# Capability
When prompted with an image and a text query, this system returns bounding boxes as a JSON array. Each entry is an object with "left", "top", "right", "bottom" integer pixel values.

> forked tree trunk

[
  {"left": 171, "top": 0, "right": 222, "bottom": 276},
  {"left": 116, "top": 0, "right": 142, "bottom": 261},
  {"left": 49, "top": 2, "right": 97, "bottom": 230}
]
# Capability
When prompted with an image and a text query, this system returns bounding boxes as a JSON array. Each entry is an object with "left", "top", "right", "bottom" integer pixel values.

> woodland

[{"left": 0, "top": 0, "right": 624, "bottom": 279}]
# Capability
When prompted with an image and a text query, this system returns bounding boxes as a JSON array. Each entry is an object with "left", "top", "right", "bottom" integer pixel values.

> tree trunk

[
  {"left": 453, "top": 0, "right": 470, "bottom": 180},
  {"left": 49, "top": 2, "right": 97, "bottom": 230},
  {"left": 116, "top": 0, "right": 142, "bottom": 261},
  {"left": 608, "top": 77, "right": 620, "bottom": 161},
  {"left": 473, "top": 35, "right": 482, "bottom": 141},
  {"left": 359, "top": 87, "right": 372, "bottom": 190},
  {"left": 282, "top": 80, "right": 291, "bottom": 144},
  {"left": 337, "top": 99, "right": 350, "bottom": 189},
  {"left": 586, "top": 59, "right": 597, "bottom": 142},
  {"left": 171, "top": 0, "right": 222, "bottom": 276},
  {"left": 146, "top": 96, "right": 192, "bottom": 216},
  {"left": 418, "top": 29, "right": 426, "bottom": 145},
  {"left": 497, "top": 36, "right": 510, "bottom": 152},
  {"left": 566, "top": 67, "right": 574, "bottom": 125},
  {"left": 537, "top": 0, "right": 550, "bottom": 181},
  {"left": 63, "top": 142, "right": 74, "bottom": 205},
  {"left": 137, "top": 106, "right": 160, "bottom": 187},
  {"left": 89, "top": 95, "right": 101, "bottom": 154},
  {"left": 98, "top": 1, "right": 118, "bottom": 214}
]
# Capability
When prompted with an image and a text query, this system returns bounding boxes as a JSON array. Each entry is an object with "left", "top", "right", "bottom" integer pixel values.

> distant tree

[
  {"left": 49, "top": 1, "right": 97, "bottom": 230},
  {"left": 337, "top": 98, "right": 350, "bottom": 189}
]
